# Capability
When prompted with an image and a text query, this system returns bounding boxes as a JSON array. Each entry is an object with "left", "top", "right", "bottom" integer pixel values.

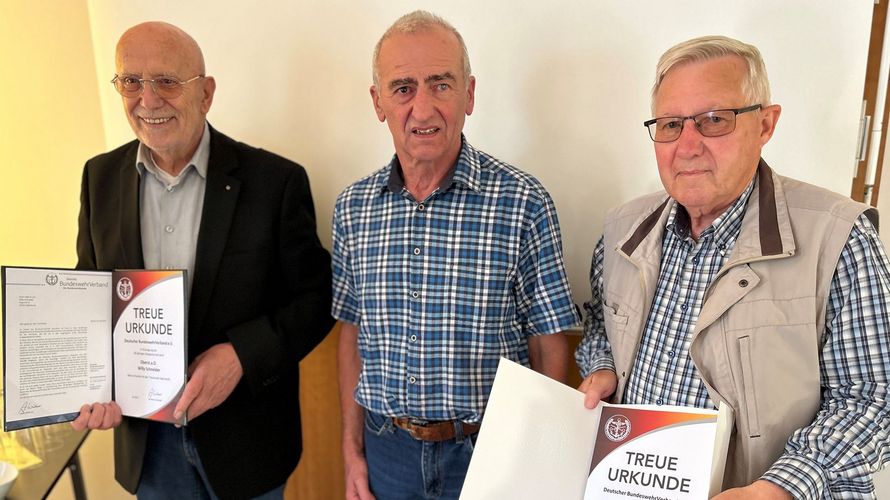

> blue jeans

[
  {"left": 363, "top": 411, "right": 476, "bottom": 500},
  {"left": 137, "top": 421, "right": 285, "bottom": 500}
]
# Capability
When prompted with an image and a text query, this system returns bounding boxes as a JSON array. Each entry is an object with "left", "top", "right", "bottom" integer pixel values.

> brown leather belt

[{"left": 391, "top": 417, "right": 481, "bottom": 442}]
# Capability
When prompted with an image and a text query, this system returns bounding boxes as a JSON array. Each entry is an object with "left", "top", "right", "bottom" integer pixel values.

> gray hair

[
  {"left": 372, "top": 10, "right": 472, "bottom": 86},
  {"left": 651, "top": 35, "right": 770, "bottom": 114}
]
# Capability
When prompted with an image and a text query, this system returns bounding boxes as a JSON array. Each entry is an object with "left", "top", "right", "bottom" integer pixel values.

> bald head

[
  {"left": 114, "top": 21, "right": 215, "bottom": 175},
  {"left": 116, "top": 22, "right": 205, "bottom": 76}
]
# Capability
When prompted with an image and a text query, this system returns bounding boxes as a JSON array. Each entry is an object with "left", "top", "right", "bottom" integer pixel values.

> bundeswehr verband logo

[
  {"left": 45, "top": 273, "right": 58, "bottom": 286},
  {"left": 604, "top": 414, "right": 631, "bottom": 442},
  {"left": 116, "top": 277, "right": 133, "bottom": 301}
]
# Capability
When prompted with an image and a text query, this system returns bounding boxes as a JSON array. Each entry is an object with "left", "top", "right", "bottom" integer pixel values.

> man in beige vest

[{"left": 576, "top": 35, "right": 890, "bottom": 499}]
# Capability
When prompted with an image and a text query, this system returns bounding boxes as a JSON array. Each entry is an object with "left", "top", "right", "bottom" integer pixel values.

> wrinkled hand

[
  {"left": 344, "top": 451, "right": 375, "bottom": 500},
  {"left": 173, "top": 342, "right": 243, "bottom": 423},
  {"left": 70, "top": 401, "right": 122, "bottom": 431},
  {"left": 712, "top": 480, "right": 792, "bottom": 499},
  {"left": 578, "top": 369, "right": 618, "bottom": 409}
]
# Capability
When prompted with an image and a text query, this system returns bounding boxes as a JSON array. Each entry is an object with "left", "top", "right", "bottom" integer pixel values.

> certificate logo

[
  {"left": 116, "top": 277, "right": 134, "bottom": 301},
  {"left": 45, "top": 273, "right": 59, "bottom": 286},
  {"left": 604, "top": 414, "right": 631, "bottom": 442}
]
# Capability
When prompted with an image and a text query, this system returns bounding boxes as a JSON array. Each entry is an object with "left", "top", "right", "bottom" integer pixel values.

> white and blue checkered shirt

[
  {"left": 332, "top": 139, "right": 579, "bottom": 423},
  {"left": 576, "top": 181, "right": 890, "bottom": 498}
]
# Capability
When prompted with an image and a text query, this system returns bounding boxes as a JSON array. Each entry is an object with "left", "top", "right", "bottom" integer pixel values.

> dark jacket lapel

[
  {"left": 118, "top": 143, "right": 144, "bottom": 268},
  {"left": 189, "top": 127, "right": 242, "bottom": 332}
]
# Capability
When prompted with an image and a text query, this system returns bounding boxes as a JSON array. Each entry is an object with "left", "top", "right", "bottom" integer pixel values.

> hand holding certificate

[
  {"left": 460, "top": 358, "right": 731, "bottom": 500},
  {"left": 584, "top": 402, "right": 730, "bottom": 499},
  {"left": 2, "top": 266, "right": 188, "bottom": 430}
]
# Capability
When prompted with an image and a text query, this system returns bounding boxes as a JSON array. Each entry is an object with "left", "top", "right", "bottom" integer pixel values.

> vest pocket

[
  {"left": 602, "top": 301, "right": 629, "bottom": 334},
  {"left": 738, "top": 335, "right": 761, "bottom": 438}
]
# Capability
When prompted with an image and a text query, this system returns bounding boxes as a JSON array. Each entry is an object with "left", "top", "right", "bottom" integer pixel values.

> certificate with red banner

[
  {"left": 111, "top": 269, "right": 187, "bottom": 424},
  {"left": 2, "top": 266, "right": 187, "bottom": 431},
  {"left": 584, "top": 404, "right": 724, "bottom": 499},
  {"left": 461, "top": 358, "right": 731, "bottom": 500}
]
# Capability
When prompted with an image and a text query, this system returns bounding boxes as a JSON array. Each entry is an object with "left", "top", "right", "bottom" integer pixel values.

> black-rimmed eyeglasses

[
  {"left": 111, "top": 74, "right": 205, "bottom": 99},
  {"left": 643, "top": 104, "right": 762, "bottom": 143}
]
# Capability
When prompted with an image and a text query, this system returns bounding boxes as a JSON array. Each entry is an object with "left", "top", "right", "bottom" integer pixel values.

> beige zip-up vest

[{"left": 600, "top": 161, "right": 876, "bottom": 489}]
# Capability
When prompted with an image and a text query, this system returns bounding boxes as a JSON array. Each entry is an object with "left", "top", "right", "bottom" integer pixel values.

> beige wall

[
  {"left": 0, "top": 1, "right": 132, "bottom": 498},
  {"left": 0, "top": 0, "right": 101, "bottom": 266}
]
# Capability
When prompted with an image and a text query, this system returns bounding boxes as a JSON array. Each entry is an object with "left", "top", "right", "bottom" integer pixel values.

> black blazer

[{"left": 76, "top": 126, "right": 334, "bottom": 499}]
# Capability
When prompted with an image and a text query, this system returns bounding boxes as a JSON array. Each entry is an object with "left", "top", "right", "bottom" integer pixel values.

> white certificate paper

[
  {"left": 111, "top": 270, "right": 187, "bottom": 422},
  {"left": 584, "top": 404, "right": 723, "bottom": 499},
  {"left": 460, "top": 358, "right": 731, "bottom": 500},
  {"left": 3, "top": 268, "right": 113, "bottom": 429},
  {"left": 2, "top": 266, "right": 187, "bottom": 430}
]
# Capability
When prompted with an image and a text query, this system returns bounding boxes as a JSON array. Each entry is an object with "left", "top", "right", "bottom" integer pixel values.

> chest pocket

[{"left": 445, "top": 259, "right": 513, "bottom": 328}]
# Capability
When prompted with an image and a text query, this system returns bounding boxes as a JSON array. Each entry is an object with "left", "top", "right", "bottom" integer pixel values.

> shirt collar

[
  {"left": 381, "top": 135, "right": 482, "bottom": 195},
  {"left": 665, "top": 177, "right": 756, "bottom": 241},
  {"left": 135, "top": 121, "right": 211, "bottom": 185}
]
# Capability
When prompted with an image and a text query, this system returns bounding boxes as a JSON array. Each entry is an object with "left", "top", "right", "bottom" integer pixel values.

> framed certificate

[{"left": 2, "top": 266, "right": 188, "bottom": 430}]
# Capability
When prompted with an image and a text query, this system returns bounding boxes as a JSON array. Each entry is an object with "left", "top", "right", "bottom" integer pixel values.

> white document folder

[{"left": 460, "top": 358, "right": 731, "bottom": 500}]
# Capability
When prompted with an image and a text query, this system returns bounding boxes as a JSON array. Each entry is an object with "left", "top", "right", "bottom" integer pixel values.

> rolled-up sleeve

[{"left": 575, "top": 235, "right": 616, "bottom": 378}]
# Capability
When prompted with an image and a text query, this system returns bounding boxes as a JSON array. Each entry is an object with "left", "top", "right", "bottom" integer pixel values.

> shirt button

[
  {"left": 408, "top": 376, "right": 417, "bottom": 384},
  {"left": 692, "top": 257, "right": 699, "bottom": 265},
  {"left": 739, "top": 279, "right": 749, "bottom": 288},
  {"left": 411, "top": 291, "right": 419, "bottom": 299},
  {"left": 667, "top": 351, "right": 675, "bottom": 358},
  {"left": 409, "top": 334, "right": 417, "bottom": 342},
  {"left": 680, "top": 303, "right": 688, "bottom": 312},
  {"left": 164, "top": 225, "right": 174, "bottom": 233},
  {"left": 413, "top": 247, "right": 421, "bottom": 255},
  {"left": 656, "top": 399, "right": 664, "bottom": 405},
  {"left": 417, "top": 203, "right": 425, "bottom": 212},
  {"left": 166, "top": 186, "right": 174, "bottom": 192}
]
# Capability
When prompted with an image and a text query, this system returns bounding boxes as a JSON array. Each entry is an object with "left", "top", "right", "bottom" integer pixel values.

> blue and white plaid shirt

[
  {"left": 333, "top": 139, "right": 579, "bottom": 423},
  {"left": 576, "top": 181, "right": 890, "bottom": 499},
  {"left": 622, "top": 182, "right": 754, "bottom": 409}
]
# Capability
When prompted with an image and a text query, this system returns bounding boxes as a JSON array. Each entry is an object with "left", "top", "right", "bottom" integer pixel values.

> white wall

[{"left": 85, "top": 0, "right": 872, "bottom": 305}]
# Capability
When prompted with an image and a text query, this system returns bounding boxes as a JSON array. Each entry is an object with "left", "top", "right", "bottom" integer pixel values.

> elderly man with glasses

[
  {"left": 72, "top": 21, "right": 333, "bottom": 500},
  {"left": 576, "top": 35, "right": 890, "bottom": 499}
]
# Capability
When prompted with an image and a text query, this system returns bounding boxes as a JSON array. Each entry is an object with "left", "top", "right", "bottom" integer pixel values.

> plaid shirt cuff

[
  {"left": 580, "top": 354, "right": 615, "bottom": 379},
  {"left": 760, "top": 455, "right": 827, "bottom": 499}
]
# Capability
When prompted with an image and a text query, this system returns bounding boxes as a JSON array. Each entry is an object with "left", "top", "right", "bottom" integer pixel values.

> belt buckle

[
  {"left": 391, "top": 418, "right": 424, "bottom": 438},
  {"left": 406, "top": 418, "right": 430, "bottom": 440}
]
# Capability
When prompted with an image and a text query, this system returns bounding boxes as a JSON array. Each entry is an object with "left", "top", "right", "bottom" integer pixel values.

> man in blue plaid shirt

[
  {"left": 333, "top": 11, "right": 579, "bottom": 500},
  {"left": 576, "top": 35, "right": 890, "bottom": 499}
]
